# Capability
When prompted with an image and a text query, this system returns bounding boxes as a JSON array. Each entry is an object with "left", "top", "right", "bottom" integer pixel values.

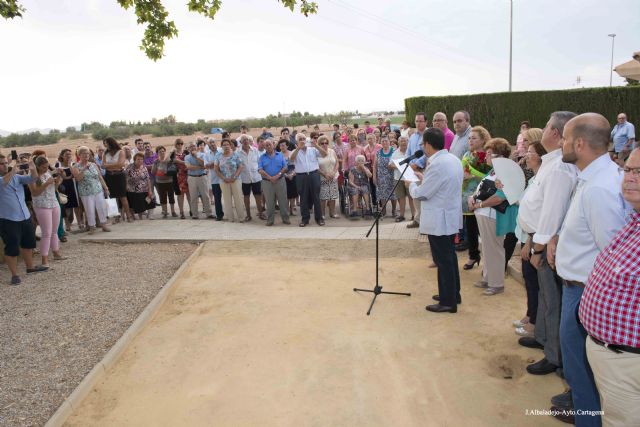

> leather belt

[
  {"left": 188, "top": 174, "right": 206, "bottom": 177},
  {"left": 590, "top": 336, "right": 640, "bottom": 355},
  {"left": 297, "top": 170, "right": 318, "bottom": 175},
  {"left": 565, "top": 280, "right": 585, "bottom": 287}
]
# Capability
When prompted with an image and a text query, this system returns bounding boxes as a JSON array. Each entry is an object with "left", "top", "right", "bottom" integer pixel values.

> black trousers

[
  {"left": 211, "top": 184, "right": 224, "bottom": 220},
  {"left": 465, "top": 215, "right": 480, "bottom": 260},
  {"left": 504, "top": 232, "right": 518, "bottom": 271},
  {"left": 296, "top": 170, "right": 322, "bottom": 223},
  {"left": 428, "top": 234, "right": 461, "bottom": 307},
  {"left": 520, "top": 243, "right": 540, "bottom": 324}
]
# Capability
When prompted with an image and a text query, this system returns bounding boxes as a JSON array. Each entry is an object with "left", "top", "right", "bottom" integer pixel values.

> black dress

[{"left": 56, "top": 163, "right": 79, "bottom": 209}]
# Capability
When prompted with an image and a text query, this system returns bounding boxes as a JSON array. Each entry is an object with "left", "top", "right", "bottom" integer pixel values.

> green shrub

[{"left": 405, "top": 86, "right": 640, "bottom": 141}]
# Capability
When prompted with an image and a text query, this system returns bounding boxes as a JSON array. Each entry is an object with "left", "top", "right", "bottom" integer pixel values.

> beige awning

[{"left": 614, "top": 58, "right": 640, "bottom": 80}]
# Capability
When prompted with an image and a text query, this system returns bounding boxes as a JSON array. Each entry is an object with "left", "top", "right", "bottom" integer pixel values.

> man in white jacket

[{"left": 410, "top": 128, "right": 464, "bottom": 313}]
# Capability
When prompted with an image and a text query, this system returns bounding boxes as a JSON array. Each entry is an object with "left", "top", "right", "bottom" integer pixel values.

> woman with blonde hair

[
  {"left": 71, "top": 146, "right": 111, "bottom": 234},
  {"left": 461, "top": 126, "right": 492, "bottom": 270}
]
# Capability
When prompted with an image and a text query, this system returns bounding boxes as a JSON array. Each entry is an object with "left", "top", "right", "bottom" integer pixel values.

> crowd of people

[{"left": 1, "top": 111, "right": 638, "bottom": 426}]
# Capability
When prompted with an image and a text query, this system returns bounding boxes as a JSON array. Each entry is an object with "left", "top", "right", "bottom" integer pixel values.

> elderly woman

[
  {"left": 71, "top": 146, "right": 111, "bottom": 234},
  {"left": 317, "top": 135, "right": 340, "bottom": 219},
  {"left": 514, "top": 138, "right": 548, "bottom": 336},
  {"left": 102, "top": 137, "right": 132, "bottom": 222},
  {"left": 468, "top": 138, "right": 518, "bottom": 296},
  {"left": 28, "top": 156, "right": 66, "bottom": 268},
  {"left": 348, "top": 154, "right": 372, "bottom": 218},
  {"left": 152, "top": 146, "right": 178, "bottom": 218},
  {"left": 125, "top": 152, "right": 154, "bottom": 220},
  {"left": 215, "top": 139, "right": 245, "bottom": 223},
  {"left": 373, "top": 136, "right": 396, "bottom": 216},
  {"left": 461, "top": 126, "right": 492, "bottom": 270},
  {"left": 390, "top": 136, "right": 415, "bottom": 222},
  {"left": 278, "top": 139, "right": 298, "bottom": 217},
  {"left": 55, "top": 148, "right": 83, "bottom": 232}
]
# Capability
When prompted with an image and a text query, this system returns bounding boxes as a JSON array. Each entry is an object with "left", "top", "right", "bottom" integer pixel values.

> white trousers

[{"left": 81, "top": 193, "right": 107, "bottom": 227}]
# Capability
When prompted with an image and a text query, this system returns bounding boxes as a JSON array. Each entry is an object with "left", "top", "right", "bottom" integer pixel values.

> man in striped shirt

[{"left": 579, "top": 148, "right": 640, "bottom": 427}]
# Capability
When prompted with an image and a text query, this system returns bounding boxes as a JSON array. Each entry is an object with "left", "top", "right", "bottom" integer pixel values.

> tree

[{"left": 0, "top": 0, "right": 317, "bottom": 61}]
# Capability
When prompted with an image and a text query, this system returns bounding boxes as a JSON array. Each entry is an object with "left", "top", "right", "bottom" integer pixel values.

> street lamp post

[
  {"left": 509, "top": 0, "right": 513, "bottom": 92},
  {"left": 608, "top": 33, "right": 616, "bottom": 87}
]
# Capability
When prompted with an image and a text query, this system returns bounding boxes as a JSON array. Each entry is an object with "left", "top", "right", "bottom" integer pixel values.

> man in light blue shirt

[
  {"left": 204, "top": 145, "right": 223, "bottom": 221},
  {"left": 258, "top": 139, "right": 290, "bottom": 226},
  {"left": 0, "top": 154, "right": 48, "bottom": 285},
  {"left": 449, "top": 111, "right": 471, "bottom": 159},
  {"left": 551, "top": 113, "right": 628, "bottom": 426},
  {"left": 405, "top": 112, "right": 428, "bottom": 229},
  {"left": 611, "top": 112, "right": 635, "bottom": 159}
]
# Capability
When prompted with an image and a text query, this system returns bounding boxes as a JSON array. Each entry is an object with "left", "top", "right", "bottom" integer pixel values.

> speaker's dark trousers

[{"left": 428, "top": 234, "right": 461, "bottom": 307}]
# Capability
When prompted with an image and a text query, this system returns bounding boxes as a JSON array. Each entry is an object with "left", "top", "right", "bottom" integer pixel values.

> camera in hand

[{"left": 19, "top": 163, "right": 30, "bottom": 170}]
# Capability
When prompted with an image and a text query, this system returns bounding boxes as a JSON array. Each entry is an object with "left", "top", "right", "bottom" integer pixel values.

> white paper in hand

[
  {"left": 491, "top": 158, "right": 525, "bottom": 204},
  {"left": 392, "top": 159, "right": 420, "bottom": 182}
]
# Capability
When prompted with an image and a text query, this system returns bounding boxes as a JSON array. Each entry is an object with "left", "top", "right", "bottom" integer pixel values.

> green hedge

[{"left": 405, "top": 86, "right": 640, "bottom": 141}]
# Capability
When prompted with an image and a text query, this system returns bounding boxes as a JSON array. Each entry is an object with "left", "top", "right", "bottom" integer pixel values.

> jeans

[
  {"left": 560, "top": 282, "right": 602, "bottom": 427},
  {"left": 211, "top": 184, "right": 224, "bottom": 219}
]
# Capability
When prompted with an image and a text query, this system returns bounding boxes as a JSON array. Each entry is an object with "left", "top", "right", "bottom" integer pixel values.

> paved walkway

[{"left": 80, "top": 215, "right": 424, "bottom": 242}]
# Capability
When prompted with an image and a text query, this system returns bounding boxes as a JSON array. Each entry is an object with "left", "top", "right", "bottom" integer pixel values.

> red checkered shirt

[{"left": 579, "top": 211, "right": 640, "bottom": 348}]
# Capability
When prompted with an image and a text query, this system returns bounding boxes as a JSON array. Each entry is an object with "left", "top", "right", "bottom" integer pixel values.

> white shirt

[
  {"left": 293, "top": 147, "right": 321, "bottom": 173},
  {"left": 409, "top": 150, "right": 463, "bottom": 236},
  {"left": 238, "top": 147, "right": 262, "bottom": 184},
  {"left": 556, "top": 154, "right": 628, "bottom": 283},
  {"left": 517, "top": 148, "right": 577, "bottom": 245}
]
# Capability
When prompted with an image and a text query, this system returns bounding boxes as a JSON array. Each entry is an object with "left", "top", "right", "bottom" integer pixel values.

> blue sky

[{"left": 1, "top": 0, "right": 639, "bottom": 131}]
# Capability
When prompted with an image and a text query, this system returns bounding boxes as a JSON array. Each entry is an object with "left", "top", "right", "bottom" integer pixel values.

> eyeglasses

[
  {"left": 622, "top": 166, "right": 640, "bottom": 176},
  {"left": 319, "top": 143, "right": 328, "bottom": 146},
  {"left": 433, "top": 119, "right": 445, "bottom": 122}
]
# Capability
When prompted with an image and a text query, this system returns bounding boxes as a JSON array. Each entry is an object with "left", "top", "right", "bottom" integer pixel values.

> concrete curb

[{"left": 44, "top": 242, "right": 205, "bottom": 427}]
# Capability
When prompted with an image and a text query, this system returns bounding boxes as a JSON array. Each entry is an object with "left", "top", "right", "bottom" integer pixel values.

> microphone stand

[{"left": 354, "top": 159, "right": 413, "bottom": 315}]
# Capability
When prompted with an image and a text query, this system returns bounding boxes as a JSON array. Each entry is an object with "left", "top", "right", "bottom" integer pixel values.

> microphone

[{"left": 399, "top": 150, "right": 424, "bottom": 165}]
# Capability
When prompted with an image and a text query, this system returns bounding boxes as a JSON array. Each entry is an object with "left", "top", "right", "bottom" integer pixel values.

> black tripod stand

[{"left": 353, "top": 161, "right": 413, "bottom": 315}]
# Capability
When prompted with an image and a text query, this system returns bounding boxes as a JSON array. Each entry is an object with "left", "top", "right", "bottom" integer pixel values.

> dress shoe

[
  {"left": 426, "top": 304, "right": 457, "bottom": 313},
  {"left": 526, "top": 357, "right": 558, "bottom": 375},
  {"left": 463, "top": 257, "right": 480, "bottom": 270},
  {"left": 551, "top": 390, "right": 573, "bottom": 409},
  {"left": 518, "top": 337, "right": 544, "bottom": 349},
  {"left": 550, "top": 406, "right": 575, "bottom": 424},
  {"left": 432, "top": 294, "right": 462, "bottom": 304},
  {"left": 316, "top": 220, "right": 325, "bottom": 226},
  {"left": 406, "top": 220, "right": 419, "bottom": 228},
  {"left": 455, "top": 242, "right": 469, "bottom": 251},
  {"left": 299, "top": 222, "right": 308, "bottom": 227}
]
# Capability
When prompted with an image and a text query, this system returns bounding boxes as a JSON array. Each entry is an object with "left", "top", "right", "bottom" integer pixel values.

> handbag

[
  {"left": 474, "top": 178, "right": 509, "bottom": 214},
  {"left": 166, "top": 161, "right": 178, "bottom": 177},
  {"left": 57, "top": 192, "right": 68, "bottom": 205},
  {"left": 105, "top": 197, "right": 120, "bottom": 217}
]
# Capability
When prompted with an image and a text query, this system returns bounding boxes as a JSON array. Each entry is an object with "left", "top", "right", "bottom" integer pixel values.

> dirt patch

[{"left": 64, "top": 240, "right": 560, "bottom": 426}]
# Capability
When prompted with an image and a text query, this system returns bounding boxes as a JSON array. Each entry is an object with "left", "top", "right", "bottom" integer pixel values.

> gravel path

[{"left": 0, "top": 241, "right": 197, "bottom": 427}]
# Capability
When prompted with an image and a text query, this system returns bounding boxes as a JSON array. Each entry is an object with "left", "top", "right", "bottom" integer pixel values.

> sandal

[
  {"left": 59, "top": 236, "right": 68, "bottom": 242},
  {"left": 395, "top": 216, "right": 405, "bottom": 222},
  {"left": 244, "top": 216, "right": 252, "bottom": 222},
  {"left": 258, "top": 212, "right": 267, "bottom": 220},
  {"left": 180, "top": 213, "right": 186, "bottom": 219}
]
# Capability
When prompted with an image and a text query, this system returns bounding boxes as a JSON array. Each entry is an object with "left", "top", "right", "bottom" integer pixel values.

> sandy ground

[{"left": 65, "top": 240, "right": 561, "bottom": 427}]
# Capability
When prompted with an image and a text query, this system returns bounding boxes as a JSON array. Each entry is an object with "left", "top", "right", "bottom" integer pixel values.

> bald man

[
  {"left": 432, "top": 112, "right": 455, "bottom": 151},
  {"left": 549, "top": 113, "right": 629, "bottom": 425}
]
